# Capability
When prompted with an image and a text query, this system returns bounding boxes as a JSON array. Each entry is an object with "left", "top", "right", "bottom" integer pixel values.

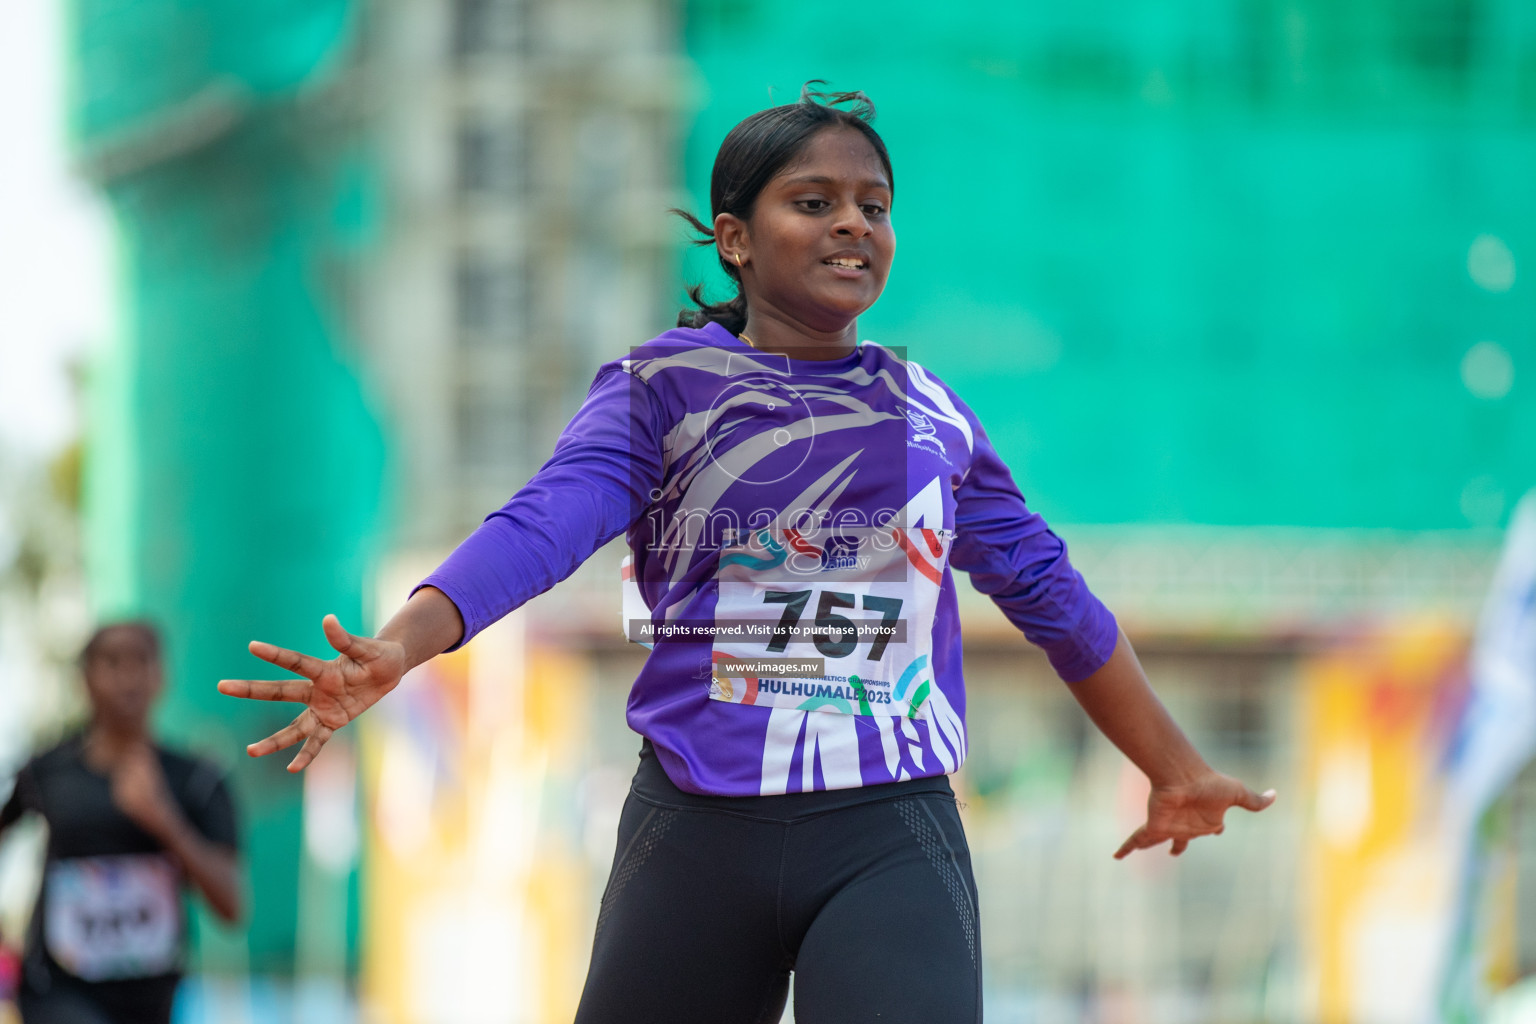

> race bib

[
  {"left": 45, "top": 854, "right": 181, "bottom": 981},
  {"left": 708, "top": 526, "right": 949, "bottom": 719}
]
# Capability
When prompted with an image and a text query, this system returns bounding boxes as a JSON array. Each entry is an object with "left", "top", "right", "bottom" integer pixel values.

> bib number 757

[
  {"left": 709, "top": 527, "right": 949, "bottom": 719},
  {"left": 761, "top": 590, "right": 902, "bottom": 660}
]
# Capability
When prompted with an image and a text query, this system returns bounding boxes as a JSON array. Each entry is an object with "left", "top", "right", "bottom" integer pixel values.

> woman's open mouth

[{"left": 822, "top": 255, "right": 870, "bottom": 276}]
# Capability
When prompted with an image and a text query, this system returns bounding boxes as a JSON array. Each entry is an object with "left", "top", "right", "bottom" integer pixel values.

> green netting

[
  {"left": 72, "top": 0, "right": 380, "bottom": 973},
  {"left": 682, "top": 0, "right": 1536, "bottom": 530},
  {"left": 71, "top": 0, "right": 356, "bottom": 144}
]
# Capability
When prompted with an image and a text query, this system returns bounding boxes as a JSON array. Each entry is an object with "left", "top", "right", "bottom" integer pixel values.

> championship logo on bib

[
  {"left": 708, "top": 525, "right": 949, "bottom": 719},
  {"left": 45, "top": 854, "right": 181, "bottom": 981}
]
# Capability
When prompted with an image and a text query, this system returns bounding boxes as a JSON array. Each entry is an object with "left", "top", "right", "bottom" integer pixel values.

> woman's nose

[{"left": 831, "top": 203, "right": 872, "bottom": 238}]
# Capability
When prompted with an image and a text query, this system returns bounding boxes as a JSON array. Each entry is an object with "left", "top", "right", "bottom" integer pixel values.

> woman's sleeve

[
  {"left": 415, "top": 366, "right": 667, "bottom": 649},
  {"left": 0, "top": 759, "right": 39, "bottom": 834},
  {"left": 183, "top": 760, "right": 240, "bottom": 852},
  {"left": 947, "top": 396, "right": 1119, "bottom": 682}
]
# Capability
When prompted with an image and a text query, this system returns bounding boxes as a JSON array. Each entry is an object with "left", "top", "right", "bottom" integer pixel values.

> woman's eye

[
  {"left": 861, "top": 203, "right": 886, "bottom": 216},
  {"left": 798, "top": 199, "right": 830, "bottom": 212}
]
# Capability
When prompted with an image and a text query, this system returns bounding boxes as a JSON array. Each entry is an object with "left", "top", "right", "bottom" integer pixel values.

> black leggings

[
  {"left": 575, "top": 743, "right": 982, "bottom": 1024},
  {"left": 17, "top": 977, "right": 174, "bottom": 1024}
]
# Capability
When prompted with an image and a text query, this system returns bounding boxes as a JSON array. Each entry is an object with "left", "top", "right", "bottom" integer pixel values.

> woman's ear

[{"left": 714, "top": 212, "right": 748, "bottom": 267}]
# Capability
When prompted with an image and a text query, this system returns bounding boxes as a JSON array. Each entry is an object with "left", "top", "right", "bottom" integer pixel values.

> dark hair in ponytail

[{"left": 673, "top": 82, "right": 894, "bottom": 335}]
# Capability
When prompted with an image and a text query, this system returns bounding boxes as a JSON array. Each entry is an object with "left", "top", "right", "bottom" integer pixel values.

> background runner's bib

[
  {"left": 45, "top": 853, "right": 181, "bottom": 980},
  {"left": 708, "top": 526, "right": 950, "bottom": 720}
]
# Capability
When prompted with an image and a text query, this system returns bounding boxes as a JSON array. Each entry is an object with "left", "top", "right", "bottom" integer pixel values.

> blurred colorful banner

[
  {"left": 1300, "top": 619, "right": 1476, "bottom": 1022},
  {"left": 1301, "top": 492, "right": 1536, "bottom": 1023},
  {"left": 358, "top": 599, "right": 598, "bottom": 1024},
  {"left": 1439, "top": 491, "right": 1536, "bottom": 1022}
]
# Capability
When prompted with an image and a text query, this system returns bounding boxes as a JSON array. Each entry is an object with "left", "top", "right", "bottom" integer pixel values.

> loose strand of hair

[
  {"left": 667, "top": 206, "right": 716, "bottom": 247},
  {"left": 798, "top": 80, "right": 876, "bottom": 122}
]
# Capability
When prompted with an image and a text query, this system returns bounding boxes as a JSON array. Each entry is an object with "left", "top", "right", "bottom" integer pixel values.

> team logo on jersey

[
  {"left": 820, "top": 533, "right": 863, "bottom": 571},
  {"left": 905, "top": 409, "right": 951, "bottom": 463}
]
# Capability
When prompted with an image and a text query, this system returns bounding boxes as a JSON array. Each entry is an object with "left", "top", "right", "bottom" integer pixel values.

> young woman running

[
  {"left": 219, "top": 85, "right": 1276, "bottom": 1023},
  {"left": 3, "top": 623, "right": 242, "bottom": 1024}
]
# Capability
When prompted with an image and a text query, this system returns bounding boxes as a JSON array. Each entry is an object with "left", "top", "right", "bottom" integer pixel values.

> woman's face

[
  {"left": 727, "top": 126, "right": 895, "bottom": 334},
  {"left": 84, "top": 627, "right": 162, "bottom": 731}
]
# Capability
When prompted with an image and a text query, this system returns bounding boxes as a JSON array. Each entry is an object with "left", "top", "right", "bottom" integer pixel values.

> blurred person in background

[
  {"left": 0, "top": 622, "right": 241, "bottom": 1024},
  {"left": 220, "top": 85, "right": 1273, "bottom": 1023}
]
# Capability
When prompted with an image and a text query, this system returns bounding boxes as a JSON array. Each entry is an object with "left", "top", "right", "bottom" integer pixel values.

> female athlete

[
  {"left": 4, "top": 623, "right": 242, "bottom": 1024},
  {"left": 219, "top": 84, "right": 1275, "bottom": 1023}
]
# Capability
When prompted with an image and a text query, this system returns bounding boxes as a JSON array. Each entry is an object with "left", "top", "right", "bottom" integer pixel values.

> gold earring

[{"left": 734, "top": 252, "right": 743, "bottom": 267}]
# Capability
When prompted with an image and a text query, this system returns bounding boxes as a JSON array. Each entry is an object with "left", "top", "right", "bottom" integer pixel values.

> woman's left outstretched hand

[{"left": 1114, "top": 770, "right": 1276, "bottom": 859}]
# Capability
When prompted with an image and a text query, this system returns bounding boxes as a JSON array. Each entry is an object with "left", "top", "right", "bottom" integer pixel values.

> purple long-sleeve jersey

[{"left": 418, "top": 321, "right": 1118, "bottom": 796}]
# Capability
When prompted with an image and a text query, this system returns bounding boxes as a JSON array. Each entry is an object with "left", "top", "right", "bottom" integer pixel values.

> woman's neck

[
  {"left": 83, "top": 721, "right": 148, "bottom": 769},
  {"left": 740, "top": 307, "right": 858, "bottom": 361}
]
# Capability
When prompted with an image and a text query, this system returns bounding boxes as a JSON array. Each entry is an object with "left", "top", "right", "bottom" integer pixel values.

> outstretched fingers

[
  {"left": 1114, "top": 827, "right": 1159, "bottom": 860},
  {"left": 217, "top": 679, "right": 311, "bottom": 703},
  {"left": 248, "top": 640, "right": 329, "bottom": 680},
  {"left": 286, "top": 725, "right": 334, "bottom": 774},
  {"left": 245, "top": 712, "right": 314, "bottom": 759},
  {"left": 322, "top": 614, "right": 363, "bottom": 659},
  {"left": 1115, "top": 778, "right": 1277, "bottom": 860},
  {"left": 1118, "top": 826, "right": 1208, "bottom": 859}
]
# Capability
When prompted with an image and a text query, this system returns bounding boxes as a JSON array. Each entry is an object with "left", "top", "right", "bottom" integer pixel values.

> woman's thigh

[
  {"left": 789, "top": 794, "right": 982, "bottom": 1024},
  {"left": 574, "top": 794, "right": 791, "bottom": 1024}
]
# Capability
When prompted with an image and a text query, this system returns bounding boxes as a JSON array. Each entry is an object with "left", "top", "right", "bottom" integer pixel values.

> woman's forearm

[
  {"left": 1067, "top": 628, "right": 1210, "bottom": 788},
  {"left": 152, "top": 814, "right": 243, "bottom": 923},
  {"left": 375, "top": 586, "right": 466, "bottom": 672}
]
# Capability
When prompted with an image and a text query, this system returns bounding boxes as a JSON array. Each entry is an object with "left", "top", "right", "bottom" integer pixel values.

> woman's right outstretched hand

[{"left": 218, "top": 614, "right": 406, "bottom": 773}]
